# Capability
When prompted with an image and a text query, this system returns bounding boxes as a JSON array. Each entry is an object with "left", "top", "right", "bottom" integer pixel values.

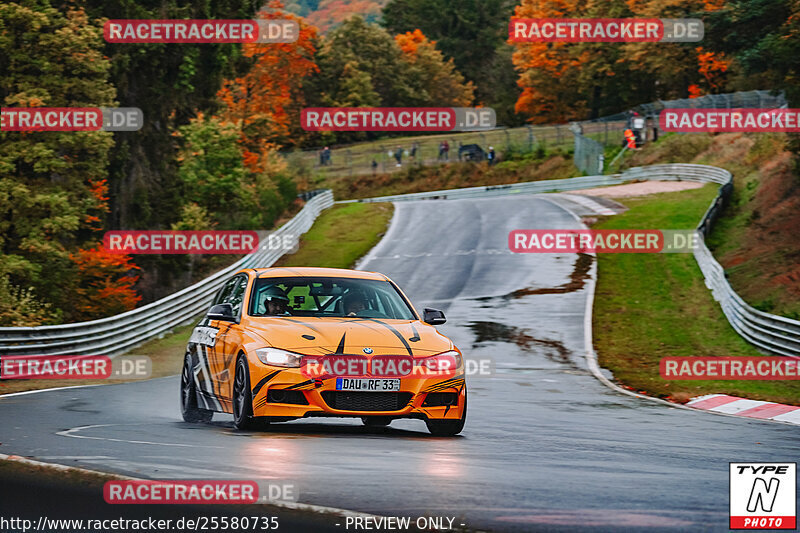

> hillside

[
  {"left": 285, "top": 0, "right": 389, "bottom": 32},
  {"left": 621, "top": 132, "right": 800, "bottom": 319}
]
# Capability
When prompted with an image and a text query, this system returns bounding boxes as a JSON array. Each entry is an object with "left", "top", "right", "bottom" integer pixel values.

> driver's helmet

[
  {"left": 342, "top": 290, "right": 366, "bottom": 310},
  {"left": 263, "top": 285, "right": 289, "bottom": 303}
]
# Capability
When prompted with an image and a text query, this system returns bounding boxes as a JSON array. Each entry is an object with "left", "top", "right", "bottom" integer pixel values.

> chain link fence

[
  {"left": 571, "top": 90, "right": 788, "bottom": 175},
  {"left": 572, "top": 129, "right": 605, "bottom": 175},
  {"left": 284, "top": 124, "right": 579, "bottom": 179},
  {"left": 638, "top": 90, "right": 788, "bottom": 115},
  {"left": 285, "top": 91, "right": 787, "bottom": 178}
]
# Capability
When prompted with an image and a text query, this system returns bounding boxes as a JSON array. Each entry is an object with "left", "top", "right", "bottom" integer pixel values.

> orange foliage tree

[
  {"left": 395, "top": 29, "right": 475, "bottom": 107},
  {"left": 512, "top": 0, "right": 733, "bottom": 121},
  {"left": 621, "top": 0, "right": 730, "bottom": 98},
  {"left": 217, "top": 1, "right": 318, "bottom": 166},
  {"left": 511, "top": 0, "right": 590, "bottom": 123},
  {"left": 70, "top": 247, "right": 141, "bottom": 320}
]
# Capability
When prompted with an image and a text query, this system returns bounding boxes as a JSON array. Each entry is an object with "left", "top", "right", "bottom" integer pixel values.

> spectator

[
  {"left": 410, "top": 142, "right": 418, "bottom": 162},
  {"left": 395, "top": 146, "right": 403, "bottom": 166},
  {"left": 371, "top": 159, "right": 378, "bottom": 175},
  {"left": 488, "top": 146, "right": 496, "bottom": 165},
  {"left": 443, "top": 140, "right": 450, "bottom": 160}
]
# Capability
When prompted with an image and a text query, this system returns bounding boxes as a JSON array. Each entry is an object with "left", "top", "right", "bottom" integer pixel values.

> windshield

[{"left": 249, "top": 276, "right": 417, "bottom": 320}]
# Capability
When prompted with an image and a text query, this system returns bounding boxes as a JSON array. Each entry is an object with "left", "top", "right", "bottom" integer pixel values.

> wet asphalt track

[{"left": 1, "top": 196, "right": 798, "bottom": 532}]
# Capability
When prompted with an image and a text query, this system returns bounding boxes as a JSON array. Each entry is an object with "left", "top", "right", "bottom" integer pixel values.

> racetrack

[{"left": 1, "top": 195, "right": 798, "bottom": 532}]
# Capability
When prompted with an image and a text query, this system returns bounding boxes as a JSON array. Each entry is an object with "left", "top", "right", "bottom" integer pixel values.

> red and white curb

[{"left": 687, "top": 394, "right": 800, "bottom": 425}]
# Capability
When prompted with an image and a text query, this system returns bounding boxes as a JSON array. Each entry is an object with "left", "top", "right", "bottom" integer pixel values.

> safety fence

[
  {"left": 572, "top": 132, "right": 605, "bottom": 175},
  {"left": 572, "top": 90, "right": 788, "bottom": 174},
  {"left": 638, "top": 90, "right": 788, "bottom": 116},
  {"left": 285, "top": 91, "right": 787, "bottom": 178},
  {"left": 283, "top": 124, "right": 579, "bottom": 179},
  {"left": 349, "top": 163, "right": 800, "bottom": 357},
  {"left": 0, "top": 191, "right": 334, "bottom": 357}
]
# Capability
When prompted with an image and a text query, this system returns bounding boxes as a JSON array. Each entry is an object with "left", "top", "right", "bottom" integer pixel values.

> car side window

[
  {"left": 213, "top": 278, "right": 236, "bottom": 306},
  {"left": 226, "top": 276, "right": 248, "bottom": 318}
]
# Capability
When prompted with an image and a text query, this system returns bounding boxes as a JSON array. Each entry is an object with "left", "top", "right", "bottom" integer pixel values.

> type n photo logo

[{"left": 730, "top": 463, "right": 796, "bottom": 529}]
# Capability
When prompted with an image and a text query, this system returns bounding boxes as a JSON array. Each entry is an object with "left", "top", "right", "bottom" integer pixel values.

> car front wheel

[{"left": 233, "top": 355, "right": 264, "bottom": 430}]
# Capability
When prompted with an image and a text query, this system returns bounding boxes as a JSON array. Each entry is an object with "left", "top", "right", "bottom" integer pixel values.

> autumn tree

[
  {"left": 383, "top": 0, "right": 521, "bottom": 123},
  {"left": 706, "top": 0, "right": 798, "bottom": 104},
  {"left": 69, "top": 247, "right": 141, "bottom": 321},
  {"left": 310, "top": 16, "right": 416, "bottom": 108},
  {"left": 174, "top": 114, "right": 297, "bottom": 231},
  {"left": 620, "top": 0, "right": 730, "bottom": 99},
  {"left": 511, "top": 0, "right": 590, "bottom": 123},
  {"left": 511, "top": 0, "right": 734, "bottom": 123},
  {"left": 395, "top": 29, "right": 475, "bottom": 107},
  {"left": 218, "top": 1, "right": 319, "bottom": 157},
  {"left": 0, "top": 3, "right": 116, "bottom": 323}
]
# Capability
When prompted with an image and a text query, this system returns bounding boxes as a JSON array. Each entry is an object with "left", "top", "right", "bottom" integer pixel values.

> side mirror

[
  {"left": 208, "top": 303, "right": 236, "bottom": 322},
  {"left": 423, "top": 307, "right": 446, "bottom": 325}
]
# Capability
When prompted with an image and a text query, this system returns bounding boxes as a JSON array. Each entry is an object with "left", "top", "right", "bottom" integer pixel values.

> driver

[
  {"left": 262, "top": 286, "right": 290, "bottom": 315},
  {"left": 342, "top": 291, "right": 367, "bottom": 317}
]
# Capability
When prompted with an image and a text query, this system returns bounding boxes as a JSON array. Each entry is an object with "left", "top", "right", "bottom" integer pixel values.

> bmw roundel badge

[{"left": 363, "top": 347, "right": 373, "bottom": 354}]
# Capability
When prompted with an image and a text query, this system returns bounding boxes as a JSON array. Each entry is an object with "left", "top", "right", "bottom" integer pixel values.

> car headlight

[
  {"left": 255, "top": 347, "right": 304, "bottom": 368},
  {"left": 417, "top": 350, "right": 462, "bottom": 374}
]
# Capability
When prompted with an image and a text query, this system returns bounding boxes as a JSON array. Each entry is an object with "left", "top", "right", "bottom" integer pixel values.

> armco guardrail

[
  {"left": 349, "top": 163, "right": 800, "bottom": 357},
  {"left": 0, "top": 191, "right": 334, "bottom": 357}
]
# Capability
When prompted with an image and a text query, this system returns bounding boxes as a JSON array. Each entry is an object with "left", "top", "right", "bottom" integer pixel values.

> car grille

[{"left": 321, "top": 391, "right": 413, "bottom": 412}]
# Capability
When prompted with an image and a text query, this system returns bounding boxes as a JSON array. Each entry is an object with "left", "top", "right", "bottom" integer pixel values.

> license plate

[{"left": 335, "top": 378, "right": 400, "bottom": 391}]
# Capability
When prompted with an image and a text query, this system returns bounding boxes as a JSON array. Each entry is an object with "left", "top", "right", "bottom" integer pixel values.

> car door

[
  {"left": 213, "top": 274, "right": 249, "bottom": 403},
  {"left": 191, "top": 277, "right": 238, "bottom": 411}
]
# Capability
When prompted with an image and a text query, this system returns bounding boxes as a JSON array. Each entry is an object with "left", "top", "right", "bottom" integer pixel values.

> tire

[
  {"left": 425, "top": 392, "right": 466, "bottom": 437},
  {"left": 233, "top": 355, "right": 263, "bottom": 430},
  {"left": 361, "top": 416, "right": 393, "bottom": 427},
  {"left": 180, "top": 353, "right": 213, "bottom": 423}
]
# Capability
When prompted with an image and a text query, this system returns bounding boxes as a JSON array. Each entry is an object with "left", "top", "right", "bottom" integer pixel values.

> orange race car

[{"left": 180, "top": 267, "right": 467, "bottom": 436}]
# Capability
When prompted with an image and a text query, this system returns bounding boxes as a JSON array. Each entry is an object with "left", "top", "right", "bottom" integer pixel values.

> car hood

[{"left": 245, "top": 317, "right": 454, "bottom": 356}]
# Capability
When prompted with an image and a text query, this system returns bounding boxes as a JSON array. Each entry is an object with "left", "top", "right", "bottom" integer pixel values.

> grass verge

[
  {"left": 273, "top": 202, "right": 393, "bottom": 268},
  {"left": 0, "top": 202, "right": 393, "bottom": 396},
  {"left": 623, "top": 132, "right": 800, "bottom": 319},
  {"left": 592, "top": 184, "right": 800, "bottom": 405}
]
